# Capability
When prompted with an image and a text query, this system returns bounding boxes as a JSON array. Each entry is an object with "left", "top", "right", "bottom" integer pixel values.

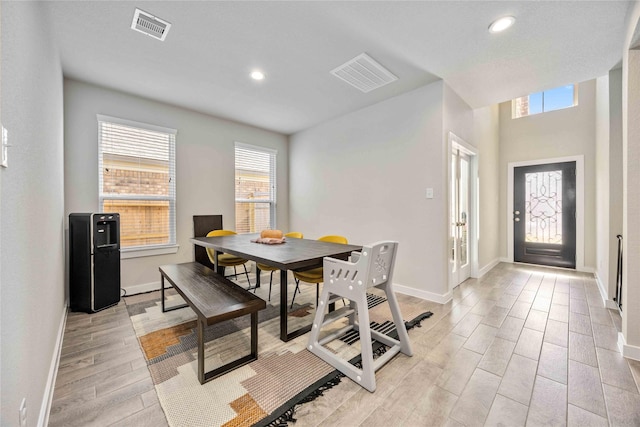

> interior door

[
  {"left": 513, "top": 161, "right": 576, "bottom": 268},
  {"left": 451, "top": 149, "right": 471, "bottom": 285}
]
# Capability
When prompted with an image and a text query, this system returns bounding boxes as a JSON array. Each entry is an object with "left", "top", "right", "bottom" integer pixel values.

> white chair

[{"left": 306, "top": 241, "right": 412, "bottom": 392}]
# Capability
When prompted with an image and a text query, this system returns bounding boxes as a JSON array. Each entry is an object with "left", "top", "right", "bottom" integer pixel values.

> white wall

[
  {"left": 290, "top": 81, "right": 450, "bottom": 299},
  {"left": 498, "top": 79, "right": 597, "bottom": 270},
  {"left": 595, "top": 74, "right": 610, "bottom": 296},
  {"left": 621, "top": 1, "right": 640, "bottom": 354},
  {"left": 608, "top": 68, "right": 623, "bottom": 302},
  {"left": 474, "top": 105, "right": 501, "bottom": 272},
  {"left": 64, "top": 80, "right": 289, "bottom": 293},
  {"left": 1, "top": 3, "right": 66, "bottom": 425},
  {"left": 595, "top": 69, "right": 624, "bottom": 304}
]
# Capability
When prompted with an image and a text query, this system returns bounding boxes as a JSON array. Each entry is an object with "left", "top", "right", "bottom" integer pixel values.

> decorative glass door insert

[{"left": 525, "top": 170, "right": 563, "bottom": 244}]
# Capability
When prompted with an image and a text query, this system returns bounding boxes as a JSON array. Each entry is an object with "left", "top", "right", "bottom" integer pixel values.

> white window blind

[
  {"left": 97, "top": 115, "right": 177, "bottom": 250},
  {"left": 234, "top": 142, "right": 276, "bottom": 233}
]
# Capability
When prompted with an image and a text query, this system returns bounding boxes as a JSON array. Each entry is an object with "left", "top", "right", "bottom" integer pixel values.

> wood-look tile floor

[{"left": 49, "top": 263, "right": 640, "bottom": 426}]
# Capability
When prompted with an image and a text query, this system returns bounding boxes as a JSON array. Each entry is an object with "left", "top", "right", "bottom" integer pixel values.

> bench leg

[
  {"left": 160, "top": 272, "right": 188, "bottom": 313},
  {"left": 197, "top": 313, "right": 261, "bottom": 385},
  {"left": 197, "top": 317, "right": 206, "bottom": 384}
]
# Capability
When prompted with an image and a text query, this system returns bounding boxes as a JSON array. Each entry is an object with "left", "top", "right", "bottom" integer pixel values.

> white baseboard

[
  {"left": 618, "top": 332, "right": 640, "bottom": 361},
  {"left": 124, "top": 280, "right": 166, "bottom": 296},
  {"left": 499, "top": 257, "right": 510, "bottom": 263},
  {"left": 38, "top": 304, "right": 68, "bottom": 427},
  {"left": 479, "top": 258, "right": 501, "bottom": 278},
  {"left": 394, "top": 283, "right": 452, "bottom": 304},
  {"left": 594, "top": 272, "right": 619, "bottom": 309}
]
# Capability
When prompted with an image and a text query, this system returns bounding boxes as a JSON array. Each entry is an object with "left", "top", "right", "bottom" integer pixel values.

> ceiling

[{"left": 44, "top": 1, "right": 631, "bottom": 135}]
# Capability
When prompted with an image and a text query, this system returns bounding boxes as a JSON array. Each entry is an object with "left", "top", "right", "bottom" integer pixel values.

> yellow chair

[
  {"left": 256, "top": 232, "right": 304, "bottom": 301},
  {"left": 291, "top": 235, "right": 348, "bottom": 308},
  {"left": 205, "top": 230, "right": 252, "bottom": 288}
]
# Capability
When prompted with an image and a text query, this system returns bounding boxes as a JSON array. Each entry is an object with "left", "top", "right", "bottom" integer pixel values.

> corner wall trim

[
  {"left": 394, "top": 283, "right": 452, "bottom": 304},
  {"left": 618, "top": 332, "right": 640, "bottom": 361},
  {"left": 38, "top": 304, "right": 68, "bottom": 427},
  {"left": 594, "top": 272, "right": 618, "bottom": 309},
  {"left": 478, "top": 258, "right": 501, "bottom": 278}
]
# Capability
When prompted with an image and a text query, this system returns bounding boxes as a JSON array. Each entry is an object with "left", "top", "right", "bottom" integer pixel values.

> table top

[{"left": 190, "top": 233, "right": 361, "bottom": 271}]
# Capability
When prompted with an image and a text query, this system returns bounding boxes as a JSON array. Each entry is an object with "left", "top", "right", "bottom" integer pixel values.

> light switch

[
  {"left": 1, "top": 125, "right": 8, "bottom": 168},
  {"left": 426, "top": 188, "right": 434, "bottom": 199}
]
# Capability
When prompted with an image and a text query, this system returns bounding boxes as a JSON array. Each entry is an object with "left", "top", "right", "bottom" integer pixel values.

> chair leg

[
  {"left": 316, "top": 283, "right": 319, "bottom": 306},
  {"left": 242, "top": 264, "right": 253, "bottom": 291},
  {"left": 291, "top": 278, "right": 301, "bottom": 309},
  {"left": 267, "top": 271, "right": 274, "bottom": 301}
]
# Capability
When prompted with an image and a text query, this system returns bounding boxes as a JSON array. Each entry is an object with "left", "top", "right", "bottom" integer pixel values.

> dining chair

[
  {"left": 291, "top": 235, "right": 347, "bottom": 308},
  {"left": 205, "top": 230, "right": 252, "bottom": 288},
  {"left": 307, "top": 241, "right": 412, "bottom": 392},
  {"left": 256, "top": 232, "right": 304, "bottom": 301}
]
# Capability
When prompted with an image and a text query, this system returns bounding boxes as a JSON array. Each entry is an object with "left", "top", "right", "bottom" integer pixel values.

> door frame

[
  {"left": 507, "top": 155, "right": 585, "bottom": 271},
  {"left": 448, "top": 132, "right": 478, "bottom": 292}
]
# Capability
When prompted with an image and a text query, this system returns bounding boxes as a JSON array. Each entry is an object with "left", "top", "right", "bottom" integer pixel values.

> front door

[{"left": 513, "top": 161, "right": 576, "bottom": 268}]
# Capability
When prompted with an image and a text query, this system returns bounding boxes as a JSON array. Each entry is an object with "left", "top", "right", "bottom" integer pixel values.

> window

[
  {"left": 98, "top": 115, "right": 176, "bottom": 251},
  {"left": 234, "top": 142, "right": 276, "bottom": 233},
  {"left": 512, "top": 84, "right": 578, "bottom": 118}
]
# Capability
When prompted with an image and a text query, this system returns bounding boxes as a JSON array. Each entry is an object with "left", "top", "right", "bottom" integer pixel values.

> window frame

[
  {"left": 512, "top": 84, "right": 579, "bottom": 119},
  {"left": 234, "top": 142, "right": 277, "bottom": 233},
  {"left": 97, "top": 114, "right": 178, "bottom": 258}
]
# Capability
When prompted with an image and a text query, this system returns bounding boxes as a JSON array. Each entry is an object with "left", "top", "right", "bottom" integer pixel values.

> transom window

[
  {"left": 512, "top": 84, "right": 578, "bottom": 118},
  {"left": 97, "top": 115, "right": 176, "bottom": 250},
  {"left": 234, "top": 142, "right": 276, "bottom": 233}
]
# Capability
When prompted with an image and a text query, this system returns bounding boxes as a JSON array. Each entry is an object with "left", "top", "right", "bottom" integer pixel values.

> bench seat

[{"left": 159, "top": 262, "right": 266, "bottom": 384}]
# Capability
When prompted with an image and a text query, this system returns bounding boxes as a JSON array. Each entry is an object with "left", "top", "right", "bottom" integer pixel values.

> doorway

[
  {"left": 513, "top": 161, "right": 576, "bottom": 268},
  {"left": 448, "top": 132, "right": 477, "bottom": 291}
]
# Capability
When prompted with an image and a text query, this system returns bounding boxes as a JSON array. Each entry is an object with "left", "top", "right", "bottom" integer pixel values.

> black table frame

[{"left": 190, "top": 234, "right": 361, "bottom": 342}]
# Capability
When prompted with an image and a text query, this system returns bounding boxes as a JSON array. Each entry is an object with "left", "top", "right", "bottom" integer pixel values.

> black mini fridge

[{"left": 69, "top": 213, "right": 121, "bottom": 313}]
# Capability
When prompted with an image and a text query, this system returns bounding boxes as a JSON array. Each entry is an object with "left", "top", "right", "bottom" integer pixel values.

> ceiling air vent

[
  {"left": 131, "top": 9, "right": 171, "bottom": 41},
  {"left": 330, "top": 53, "right": 398, "bottom": 93}
]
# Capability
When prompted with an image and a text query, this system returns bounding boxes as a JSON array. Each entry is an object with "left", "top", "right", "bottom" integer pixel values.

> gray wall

[
  {"left": 64, "top": 80, "right": 289, "bottom": 293},
  {"left": 498, "top": 79, "right": 597, "bottom": 270},
  {"left": 1, "top": 3, "right": 66, "bottom": 425}
]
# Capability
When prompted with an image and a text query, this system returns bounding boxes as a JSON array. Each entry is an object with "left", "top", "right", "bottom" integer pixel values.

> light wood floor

[{"left": 49, "top": 263, "right": 640, "bottom": 426}]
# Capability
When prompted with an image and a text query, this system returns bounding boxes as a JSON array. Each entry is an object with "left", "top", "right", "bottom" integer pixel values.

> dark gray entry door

[{"left": 514, "top": 161, "right": 576, "bottom": 269}]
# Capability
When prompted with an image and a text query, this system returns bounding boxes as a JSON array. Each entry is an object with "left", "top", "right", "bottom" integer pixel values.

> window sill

[{"left": 121, "top": 244, "right": 179, "bottom": 259}]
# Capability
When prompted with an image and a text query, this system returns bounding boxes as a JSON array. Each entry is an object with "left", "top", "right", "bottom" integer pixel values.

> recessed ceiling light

[
  {"left": 251, "top": 71, "right": 265, "bottom": 81},
  {"left": 489, "top": 16, "right": 515, "bottom": 33}
]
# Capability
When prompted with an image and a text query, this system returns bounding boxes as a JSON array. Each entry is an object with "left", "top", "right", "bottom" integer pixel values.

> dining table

[{"left": 190, "top": 233, "right": 361, "bottom": 341}]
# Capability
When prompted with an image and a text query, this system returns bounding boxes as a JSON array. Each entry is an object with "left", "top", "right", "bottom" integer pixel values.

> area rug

[{"left": 125, "top": 284, "right": 431, "bottom": 427}]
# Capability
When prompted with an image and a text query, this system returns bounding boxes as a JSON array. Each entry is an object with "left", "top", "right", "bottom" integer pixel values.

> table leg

[
  {"left": 251, "top": 312, "right": 258, "bottom": 357},
  {"left": 280, "top": 269, "right": 313, "bottom": 342},
  {"left": 161, "top": 274, "right": 166, "bottom": 312},
  {"left": 280, "top": 269, "right": 288, "bottom": 341}
]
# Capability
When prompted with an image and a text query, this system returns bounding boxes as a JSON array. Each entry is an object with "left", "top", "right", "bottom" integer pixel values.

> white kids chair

[{"left": 306, "top": 241, "right": 412, "bottom": 392}]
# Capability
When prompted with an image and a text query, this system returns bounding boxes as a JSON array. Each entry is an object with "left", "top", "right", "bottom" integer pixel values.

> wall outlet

[{"left": 19, "top": 398, "right": 27, "bottom": 427}]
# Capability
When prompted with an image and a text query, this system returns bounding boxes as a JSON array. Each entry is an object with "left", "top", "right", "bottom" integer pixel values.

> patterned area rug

[{"left": 125, "top": 282, "right": 430, "bottom": 427}]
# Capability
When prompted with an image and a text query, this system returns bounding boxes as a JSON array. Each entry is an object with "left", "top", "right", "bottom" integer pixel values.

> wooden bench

[{"left": 159, "top": 262, "right": 266, "bottom": 384}]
